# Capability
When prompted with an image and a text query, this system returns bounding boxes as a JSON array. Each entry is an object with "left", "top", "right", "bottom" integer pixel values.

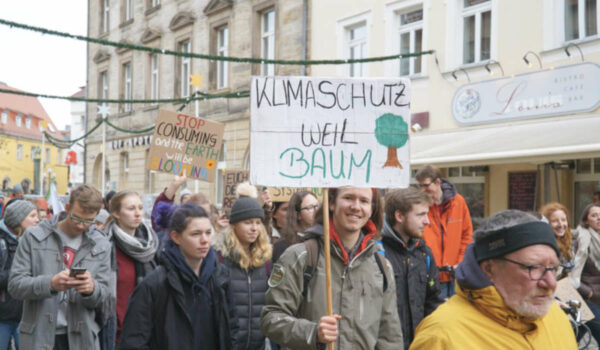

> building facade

[
  {"left": 0, "top": 82, "right": 69, "bottom": 195},
  {"left": 311, "top": 0, "right": 600, "bottom": 225},
  {"left": 86, "top": 0, "right": 308, "bottom": 203},
  {"left": 69, "top": 86, "right": 87, "bottom": 188}
]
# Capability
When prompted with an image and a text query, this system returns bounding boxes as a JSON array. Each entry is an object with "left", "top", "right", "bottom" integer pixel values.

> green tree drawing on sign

[{"left": 375, "top": 113, "right": 408, "bottom": 168}]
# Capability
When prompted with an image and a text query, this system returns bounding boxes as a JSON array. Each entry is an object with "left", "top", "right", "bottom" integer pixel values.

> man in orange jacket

[{"left": 416, "top": 165, "right": 473, "bottom": 298}]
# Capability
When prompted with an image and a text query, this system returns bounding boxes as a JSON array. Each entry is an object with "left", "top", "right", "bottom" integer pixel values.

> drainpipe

[{"left": 301, "top": 0, "right": 308, "bottom": 76}]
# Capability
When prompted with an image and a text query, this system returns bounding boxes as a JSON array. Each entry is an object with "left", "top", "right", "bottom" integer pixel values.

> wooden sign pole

[{"left": 322, "top": 188, "right": 334, "bottom": 350}]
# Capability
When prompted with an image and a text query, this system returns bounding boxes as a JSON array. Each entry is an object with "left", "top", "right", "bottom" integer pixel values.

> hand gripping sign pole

[{"left": 322, "top": 188, "right": 334, "bottom": 350}]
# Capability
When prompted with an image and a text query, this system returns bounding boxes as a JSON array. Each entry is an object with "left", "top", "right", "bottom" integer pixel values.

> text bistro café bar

[{"left": 409, "top": 62, "right": 600, "bottom": 228}]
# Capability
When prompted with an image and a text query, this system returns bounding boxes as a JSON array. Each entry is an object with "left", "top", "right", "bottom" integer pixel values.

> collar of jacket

[
  {"left": 456, "top": 244, "right": 539, "bottom": 334},
  {"left": 29, "top": 211, "right": 99, "bottom": 246},
  {"left": 304, "top": 220, "right": 377, "bottom": 265},
  {"left": 380, "top": 220, "right": 423, "bottom": 252},
  {"left": 0, "top": 220, "right": 18, "bottom": 242}
]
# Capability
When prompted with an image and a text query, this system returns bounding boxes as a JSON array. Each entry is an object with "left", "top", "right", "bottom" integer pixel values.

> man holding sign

[{"left": 260, "top": 187, "right": 403, "bottom": 349}]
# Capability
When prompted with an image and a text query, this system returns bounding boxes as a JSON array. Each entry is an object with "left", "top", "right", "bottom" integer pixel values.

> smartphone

[{"left": 70, "top": 268, "right": 87, "bottom": 277}]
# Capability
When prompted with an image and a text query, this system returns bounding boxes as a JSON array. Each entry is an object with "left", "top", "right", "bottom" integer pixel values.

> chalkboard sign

[{"left": 508, "top": 172, "right": 537, "bottom": 211}]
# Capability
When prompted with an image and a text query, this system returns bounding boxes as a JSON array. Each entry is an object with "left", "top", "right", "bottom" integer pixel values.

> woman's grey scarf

[{"left": 108, "top": 220, "right": 158, "bottom": 263}]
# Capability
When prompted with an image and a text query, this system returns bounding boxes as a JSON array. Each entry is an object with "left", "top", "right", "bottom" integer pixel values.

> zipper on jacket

[{"left": 246, "top": 270, "right": 252, "bottom": 350}]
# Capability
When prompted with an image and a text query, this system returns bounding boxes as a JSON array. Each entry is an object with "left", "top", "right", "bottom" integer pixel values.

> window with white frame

[
  {"left": 38, "top": 120, "right": 44, "bottom": 131},
  {"left": 260, "top": 10, "right": 275, "bottom": 76},
  {"left": 57, "top": 149, "right": 62, "bottom": 164},
  {"left": 461, "top": 0, "right": 491, "bottom": 64},
  {"left": 45, "top": 148, "right": 51, "bottom": 163},
  {"left": 398, "top": 7, "right": 423, "bottom": 76},
  {"left": 25, "top": 116, "right": 32, "bottom": 129},
  {"left": 217, "top": 25, "right": 229, "bottom": 89},
  {"left": 124, "top": 0, "right": 133, "bottom": 21},
  {"left": 1, "top": 110, "right": 7, "bottom": 124},
  {"left": 565, "top": 0, "right": 598, "bottom": 41},
  {"left": 447, "top": 166, "right": 487, "bottom": 226},
  {"left": 122, "top": 62, "right": 132, "bottom": 112},
  {"left": 102, "top": 0, "right": 110, "bottom": 33},
  {"left": 15, "top": 114, "right": 22, "bottom": 127},
  {"left": 574, "top": 157, "right": 600, "bottom": 222},
  {"left": 99, "top": 71, "right": 109, "bottom": 99},
  {"left": 180, "top": 40, "right": 191, "bottom": 97},
  {"left": 150, "top": 53, "right": 159, "bottom": 102},
  {"left": 17, "top": 144, "right": 23, "bottom": 161},
  {"left": 347, "top": 23, "right": 367, "bottom": 77},
  {"left": 152, "top": 0, "right": 160, "bottom": 7}
]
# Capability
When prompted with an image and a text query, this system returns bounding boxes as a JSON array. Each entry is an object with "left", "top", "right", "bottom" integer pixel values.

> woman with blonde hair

[
  {"left": 213, "top": 193, "right": 272, "bottom": 350},
  {"left": 540, "top": 202, "right": 574, "bottom": 278}
]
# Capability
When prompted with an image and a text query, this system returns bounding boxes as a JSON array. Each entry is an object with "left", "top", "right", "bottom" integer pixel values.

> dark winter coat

[
  {"left": 0, "top": 220, "right": 22, "bottom": 322},
  {"left": 381, "top": 221, "right": 444, "bottom": 349},
  {"left": 213, "top": 231, "right": 270, "bottom": 350},
  {"left": 117, "top": 244, "right": 232, "bottom": 350}
]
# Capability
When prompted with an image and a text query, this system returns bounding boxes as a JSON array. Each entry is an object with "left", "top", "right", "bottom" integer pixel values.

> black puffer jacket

[
  {"left": 0, "top": 221, "right": 21, "bottom": 322},
  {"left": 381, "top": 221, "right": 444, "bottom": 349},
  {"left": 117, "top": 245, "right": 232, "bottom": 350},
  {"left": 213, "top": 231, "right": 270, "bottom": 350}
]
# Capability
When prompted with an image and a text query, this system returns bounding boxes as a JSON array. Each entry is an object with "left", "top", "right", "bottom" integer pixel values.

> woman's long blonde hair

[{"left": 224, "top": 221, "right": 272, "bottom": 270}]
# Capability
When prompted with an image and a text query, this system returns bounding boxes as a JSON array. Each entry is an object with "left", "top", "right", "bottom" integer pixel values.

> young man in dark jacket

[
  {"left": 117, "top": 203, "right": 231, "bottom": 350},
  {"left": 382, "top": 188, "right": 444, "bottom": 349}
]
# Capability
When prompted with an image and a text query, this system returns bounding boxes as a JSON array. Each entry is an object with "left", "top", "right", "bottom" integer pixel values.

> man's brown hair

[
  {"left": 385, "top": 187, "right": 432, "bottom": 228},
  {"left": 69, "top": 184, "right": 103, "bottom": 214},
  {"left": 415, "top": 164, "right": 443, "bottom": 182}
]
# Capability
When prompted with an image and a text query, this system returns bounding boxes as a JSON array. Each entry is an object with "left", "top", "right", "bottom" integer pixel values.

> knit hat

[
  {"left": 95, "top": 209, "right": 110, "bottom": 224},
  {"left": 13, "top": 183, "right": 23, "bottom": 195},
  {"left": 229, "top": 197, "right": 264, "bottom": 224},
  {"left": 4, "top": 199, "right": 36, "bottom": 230},
  {"left": 180, "top": 188, "right": 192, "bottom": 202}
]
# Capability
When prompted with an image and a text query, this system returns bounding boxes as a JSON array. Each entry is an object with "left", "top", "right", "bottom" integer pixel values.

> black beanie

[
  {"left": 229, "top": 197, "right": 264, "bottom": 224},
  {"left": 474, "top": 221, "right": 560, "bottom": 262}
]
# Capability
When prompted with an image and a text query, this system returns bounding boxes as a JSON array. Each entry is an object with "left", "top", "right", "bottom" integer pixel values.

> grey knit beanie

[
  {"left": 4, "top": 200, "right": 37, "bottom": 230},
  {"left": 229, "top": 197, "right": 264, "bottom": 224}
]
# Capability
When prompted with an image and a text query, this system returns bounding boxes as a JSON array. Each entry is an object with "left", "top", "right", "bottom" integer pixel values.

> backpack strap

[
  {"left": 302, "top": 238, "right": 321, "bottom": 298},
  {"left": 374, "top": 252, "right": 388, "bottom": 293}
]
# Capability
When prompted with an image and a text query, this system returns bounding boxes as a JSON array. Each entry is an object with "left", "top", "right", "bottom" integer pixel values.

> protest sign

[
  {"left": 250, "top": 76, "right": 411, "bottom": 188},
  {"left": 266, "top": 187, "right": 324, "bottom": 202},
  {"left": 147, "top": 110, "right": 224, "bottom": 182},
  {"left": 222, "top": 170, "right": 250, "bottom": 210}
]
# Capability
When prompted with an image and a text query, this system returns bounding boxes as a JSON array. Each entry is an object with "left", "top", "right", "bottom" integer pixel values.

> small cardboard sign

[
  {"left": 266, "top": 187, "right": 324, "bottom": 202},
  {"left": 146, "top": 110, "right": 224, "bottom": 182},
  {"left": 222, "top": 170, "right": 250, "bottom": 210}
]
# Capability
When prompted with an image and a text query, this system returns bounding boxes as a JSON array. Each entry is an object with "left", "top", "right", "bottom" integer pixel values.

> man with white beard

[{"left": 410, "top": 210, "right": 577, "bottom": 350}]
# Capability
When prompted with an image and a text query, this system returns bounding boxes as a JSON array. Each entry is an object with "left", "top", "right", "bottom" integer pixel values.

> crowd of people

[{"left": 0, "top": 164, "right": 598, "bottom": 349}]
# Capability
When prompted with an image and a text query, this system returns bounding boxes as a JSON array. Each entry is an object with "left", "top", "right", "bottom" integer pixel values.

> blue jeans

[
  {"left": 440, "top": 281, "right": 456, "bottom": 299},
  {"left": 586, "top": 301, "right": 600, "bottom": 344},
  {"left": 0, "top": 321, "right": 19, "bottom": 350}
]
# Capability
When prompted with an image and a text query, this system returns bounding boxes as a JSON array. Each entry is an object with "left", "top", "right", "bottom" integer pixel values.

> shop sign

[{"left": 452, "top": 62, "right": 600, "bottom": 125}]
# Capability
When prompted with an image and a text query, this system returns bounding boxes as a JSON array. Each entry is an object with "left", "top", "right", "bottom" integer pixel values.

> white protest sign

[{"left": 250, "top": 76, "right": 411, "bottom": 188}]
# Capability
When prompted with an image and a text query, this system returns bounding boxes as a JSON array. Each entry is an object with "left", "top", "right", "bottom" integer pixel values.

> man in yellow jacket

[{"left": 410, "top": 210, "right": 578, "bottom": 350}]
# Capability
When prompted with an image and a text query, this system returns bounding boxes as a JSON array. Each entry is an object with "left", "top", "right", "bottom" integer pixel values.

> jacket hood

[
  {"left": 381, "top": 220, "right": 423, "bottom": 251},
  {"left": 440, "top": 178, "right": 458, "bottom": 204},
  {"left": 456, "top": 243, "right": 541, "bottom": 333}
]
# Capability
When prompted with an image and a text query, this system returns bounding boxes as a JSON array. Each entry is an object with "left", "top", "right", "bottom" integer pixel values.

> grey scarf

[
  {"left": 108, "top": 220, "right": 158, "bottom": 263},
  {"left": 570, "top": 225, "right": 600, "bottom": 288}
]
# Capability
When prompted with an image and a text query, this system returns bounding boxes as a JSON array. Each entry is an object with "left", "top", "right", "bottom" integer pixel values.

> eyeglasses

[
  {"left": 418, "top": 182, "right": 433, "bottom": 189},
  {"left": 299, "top": 204, "right": 319, "bottom": 212},
  {"left": 499, "top": 257, "right": 561, "bottom": 281},
  {"left": 70, "top": 212, "right": 96, "bottom": 226}
]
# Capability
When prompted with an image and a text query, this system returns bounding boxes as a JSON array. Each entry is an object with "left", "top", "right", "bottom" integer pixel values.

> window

[
  {"left": 1, "top": 110, "right": 7, "bottom": 124},
  {"left": 399, "top": 7, "right": 424, "bottom": 76},
  {"left": 99, "top": 71, "right": 109, "bottom": 99},
  {"left": 15, "top": 114, "right": 22, "bottom": 127},
  {"left": 179, "top": 40, "right": 191, "bottom": 97},
  {"left": 25, "top": 116, "right": 32, "bottom": 129},
  {"left": 150, "top": 53, "right": 159, "bottom": 102},
  {"left": 101, "top": 0, "right": 110, "bottom": 33},
  {"left": 122, "top": 62, "right": 132, "bottom": 112},
  {"left": 565, "top": 0, "right": 598, "bottom": 41},
  {"left": 152, "top": 0, "right": 160, "bottom": 7},
  {"left": 38, "top": 120, "right": 44, "bottom": 131},
  {"left": 46, "top": 148, "right": 51, "bottom": 163},
  {"left": 57, "top": 149, "right": 62, "bottom": 164},
  {"left": 447, "top": 166, "right": 487, "bottom": 227},
  {"left": 574, "top": 157, "right": 600, "bottom": 221},
  {"left": 347, "top": 24, "right": 367, "bottom": 77},
  {"left": 461, "top": 0, "right": 491, "bottom": 64},
  {"left": 16, "top": 145, "right": 23, "bottom": 161},
  {"left": 260, "top": 10, "right": 275, "bottom": 76},
  {"left": 30, "top": 146, "right": 36, "bottom": 159},
  {"left": 217, "top": 26, "right": 229, "bottom": 89},
  {"left": 124, "top": 0, "right": 133, "bottom": 21},
  {"left": 120, "top": 151, "right": 129, "bottom": 188}
]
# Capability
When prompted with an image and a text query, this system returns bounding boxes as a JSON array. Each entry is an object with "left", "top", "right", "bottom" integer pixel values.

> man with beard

[
  {"left": 381, "top": 188, "right": 443, "bottom": 349},
  {"left": 410, "top": 210, "right": 577, "bottom": 350}
]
